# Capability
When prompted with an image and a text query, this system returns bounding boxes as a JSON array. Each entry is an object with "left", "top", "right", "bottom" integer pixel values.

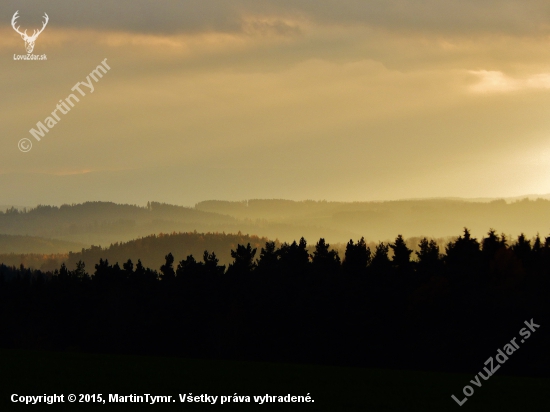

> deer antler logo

[{"left": 11, "top": 11, "right": 49, "bottom": 54}]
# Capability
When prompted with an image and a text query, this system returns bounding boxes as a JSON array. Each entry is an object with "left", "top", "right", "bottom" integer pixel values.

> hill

[
  {"left": 0, "top": 201, "right": 356, "bottom": 248},
  {"left": 0, "top": 234, "right": 85, "bottom": 254},
  {"left": 195, "top": 198, "right": 550, "bottom": 241},
  {"left": 2, "top": 198, "right": 550, "bottom": 251},
  {"left": 0, "top": 202, "right": 237, "bottom": 247},
  {"left": 65, "top": 231, "right": 276, "bottom": 270},
  {"left": 0, "top": 253, "right": 67, "bottom": 272}
]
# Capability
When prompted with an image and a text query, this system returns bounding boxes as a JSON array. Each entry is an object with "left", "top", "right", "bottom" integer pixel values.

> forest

[
  {"left": 1, "top": 228, "right": 548, "bottom": 377},
  {"left": 3, "top": 198, "right": 550, "bottom": 251}
]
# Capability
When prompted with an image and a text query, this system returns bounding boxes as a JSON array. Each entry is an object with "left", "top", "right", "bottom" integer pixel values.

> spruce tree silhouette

[
  {"left": 416, "top": 238, "right": 440, "bottom": 267},
  {"left": 445, "top": 228, "right": 481, "bottom": 280},
  {"left": 123, "top": 259, "right": 134, "bottom": 276},
  {"left": 160, "top": 253, "right": 176, "bottom": 281},
  {"left": 134, "top": 259, "right": 145, "bottom": 281},
  {"left": 342, "top": 237, "right": 370, "bottom": 276},
  {"left": 112, "top": 262, "right": 124, "bottom": 283},
  {"left": 73, "top": 260, "right": 87, "bottom": 280},
  {"left": 512, "top": 233, "right": 532, "bottom": 272},
  {"left": 59, "top": 262, "right": 69, "bottom": 282},
  {"left": 390, "top": 235, "right": 413, "bottom": 273},
  {"left": 202, "top": 250, "right": 225, "bottom": 278},
  {"left": 415, "top": 237, "right": 442, "bottom": 283},
  {"left": 370, "top": 242, "right": 391, "bottom": 275},
  {"left": 530, "top": 234, "right": 546, "bottom": 275},
  {"left": 311, "top": 238, "right": 340, "bottom": 277},
  {"left": 94, "top": 258, "right": 111, "bottom": 284},
  {"left": 532, "top": 234, "right": 542, "bottom": 257},
  {"left": 176, "top": 255, "right": 199, "bottom": 279},
  {"left": 228, "top": 243, "right": 257, "bottom": 277},
  {"left": 481, "top": 229, "right": 507, "bottom": 266},
  {"left": 257, "top": 241, "right": 278, "bottom": 274},
  {"left": 278, "top": 237, "right": 310, "bottom": 277}
]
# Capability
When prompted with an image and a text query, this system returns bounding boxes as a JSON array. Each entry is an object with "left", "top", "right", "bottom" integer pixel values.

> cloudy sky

[{"left": 2, "top": 0, "right": 550, "bottom": 206}]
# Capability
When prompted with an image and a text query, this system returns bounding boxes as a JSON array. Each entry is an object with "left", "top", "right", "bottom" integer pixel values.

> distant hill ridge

[
  {"left": 194, "top": 197, "right": 550, "bottom": 240},
  {"left": 0, "top": 201, "right": 237, "bottom": 246},
  {"left": 0, "top": 234, "right": 85, "bottom": 254},
  {"left": 2, "top": 198, "right": 550, "bottom": 249}
]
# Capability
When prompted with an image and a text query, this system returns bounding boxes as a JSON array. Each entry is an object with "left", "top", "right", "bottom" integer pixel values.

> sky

[{"left": 2, "top": 1, "right": 550, "bottom": 207}]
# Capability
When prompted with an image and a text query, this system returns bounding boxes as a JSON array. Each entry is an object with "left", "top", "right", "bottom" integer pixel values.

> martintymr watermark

[
  {"left": 19, "top": 59, "right": 111, "bottom": 152},
  {"left": 451, "top": 318, "right": 540, "bottom": 406}
]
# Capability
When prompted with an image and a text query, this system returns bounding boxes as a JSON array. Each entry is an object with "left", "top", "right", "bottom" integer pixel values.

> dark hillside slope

[{"left": 66, "top": 231, "right": 275, "bottom": 269}]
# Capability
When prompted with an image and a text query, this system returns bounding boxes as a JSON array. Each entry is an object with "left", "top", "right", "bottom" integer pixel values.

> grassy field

[{"left": 0, "top": 349, "right": 547, "bottom": 411}]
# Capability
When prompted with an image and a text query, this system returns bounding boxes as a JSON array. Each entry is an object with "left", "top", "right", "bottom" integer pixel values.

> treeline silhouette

[
  {"left": 0, "top": 229, "right": 548, "bottom": 376},
  {"left": 0, "top": 232, "right": 275, "bottom": 271},
  {"left": 0, "top": 233, "right": 450, "bottom": 273}
]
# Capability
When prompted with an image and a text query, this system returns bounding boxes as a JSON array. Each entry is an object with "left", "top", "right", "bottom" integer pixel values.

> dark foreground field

[{"left": 0, "top": 349, "right": 548, "bottom": 411}]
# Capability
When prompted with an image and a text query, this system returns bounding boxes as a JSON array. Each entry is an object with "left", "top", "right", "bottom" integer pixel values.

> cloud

[
  {"left": 469, "top": 70, "right": 550, "bottom": 93},
  {"left": 4, "top": 0, "right": 550, "bottom": 205},
  {"left": 1, "top": 0, "right": 550, "bottom": 36}
]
